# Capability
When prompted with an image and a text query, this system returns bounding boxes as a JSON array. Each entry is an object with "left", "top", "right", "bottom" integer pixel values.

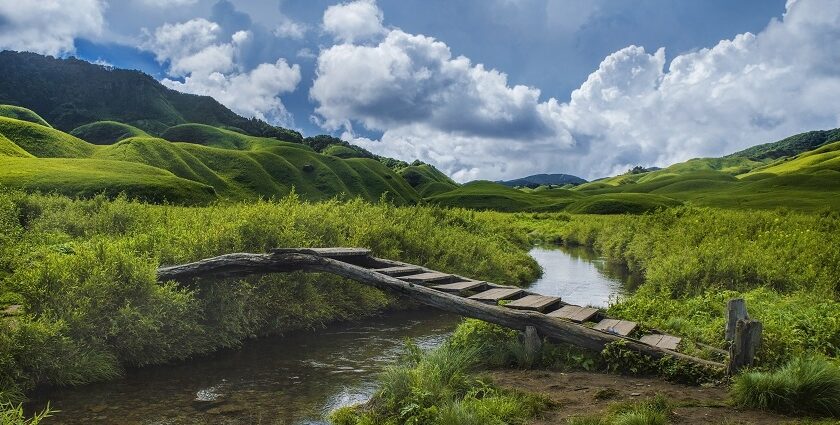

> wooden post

[
  {"left": 522, "top": 325, "right": 542, "bottom": 368},
  {"left": 727, "top": 319, "right": 762, "bottom": 375},
  {"left": 725, "top": 298, "right": 749, "bottom": 342}
]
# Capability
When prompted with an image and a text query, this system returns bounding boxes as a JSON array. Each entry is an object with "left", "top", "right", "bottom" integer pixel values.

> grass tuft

[{"left": 732, "top": 356, "right": 840, "bottom": 417}]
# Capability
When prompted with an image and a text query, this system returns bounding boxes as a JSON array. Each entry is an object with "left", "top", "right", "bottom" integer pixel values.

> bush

[{"left": 732, "top": 356, "right": 840, "bottom": 417}]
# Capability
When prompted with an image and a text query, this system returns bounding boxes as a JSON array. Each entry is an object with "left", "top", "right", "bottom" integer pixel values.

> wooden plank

[
  {"left": 594, "top": 318, "right": 637, "bottom": 336},
  {"left": 640, "top": 334, "right": 663, "bottom": 347},
  {"left": 657, "top": 335, "right": 682, "bottom": 351},
  {"left": 431, "top": 280, "right": 486, "bottom": 293},
  {"left": 399, "top": 272, "right": 453, "bottom": 283},
  {"left": 468, "top": 287, "right": 523, "bottom": 303},
  {"left": 371, "top": 266, "right": 425, "bottom": 276},
  {"left": 271, "top": 247, "right": 371, "bottom": 258},
  {"left": 548, "top": 305, "right": 599, "bottom": 323},
  {"left": 505, "top": 295, "right": 560, "bottom": 312}
]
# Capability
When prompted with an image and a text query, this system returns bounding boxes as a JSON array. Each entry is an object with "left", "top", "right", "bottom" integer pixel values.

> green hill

[
  {"left": 425, "top": 181, "right": 574, "bottom": 212},
  {"left": 398, "top": 164, "right": 459, "bottom": 197},
  {"left": 0, "top": 105, "right": 51, "bottom": 127},
  {"left": 0, "top": 156, "right": 216, "bottom": 204},
  {"left": 0, "top": 115, "right": 421, "bottom": 204},
  {"left": 741, "top": 141, "right": 840, "bottom": 177},
  {"left": 728, "top": 127, "right": 840, "bottom": 161},
  {"left": 161, "top": 123, "right": 306, "bottom": 151},
  {"left": 0, "top": 133, "right": 32, "bottom": 158},
  {"left": 0, "top": 51, "right": 301, "bottom": 142},
  {"left": 564, "top": 193, "right": 682, "bottom": 214},
  {"left": 0, "top": 116, "right": 95, "bottom": 158},
  {"left": 70, "top": 121, "right": 149, "bottom": 145}
]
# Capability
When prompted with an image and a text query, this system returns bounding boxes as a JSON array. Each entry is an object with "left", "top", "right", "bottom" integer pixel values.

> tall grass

[
  {"left": 517, "top": 207, "right": 840, "bottom": 365},
  {"left": 0, "top": 190, "right": 541, "bottom": 404},
  {"left": 330, "top": 340, "right": 549, "bottom": 425},
  {"left": 732, "top": 356, "right": 840, "bottom": 417}
]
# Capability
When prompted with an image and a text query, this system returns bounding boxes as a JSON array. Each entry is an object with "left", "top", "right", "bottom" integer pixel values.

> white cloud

[
  {"left": 163, "top": 59, "right": 301, "bottom": 126},
  {"left": 322, "top": 0, "right": 385, "bottom": 43},
  {"left": 142, "top": 18, "right": 302, "bottom": 126},
  {"left": 274, "top": 17, "right": 308, "bottom": 39},
  {"left": 312, "top": 0, "right": 840, "bottom": 181},
  {"left": 0, "top": 0, "right": 105, "bottom": 56}
]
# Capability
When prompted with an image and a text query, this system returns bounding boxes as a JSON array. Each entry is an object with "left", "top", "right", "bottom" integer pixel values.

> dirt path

[{"left": 489, "top": 370, "right": 795, "bottom": 424}]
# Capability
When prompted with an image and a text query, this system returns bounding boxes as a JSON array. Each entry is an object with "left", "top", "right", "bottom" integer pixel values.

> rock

[
  {"left": 630, "top": 392, "right": 641, "bottom": 397},
  {"left": 89, "top": 404, "right": 108, "bottom": 413}
]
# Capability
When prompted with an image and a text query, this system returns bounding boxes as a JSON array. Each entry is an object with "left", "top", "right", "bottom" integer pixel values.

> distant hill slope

[
  {"left": 0, "top": 110, "right": 421, "bottom": 205},
  {"left": 498, "top": 173, "right": 586, "bottom": 187},
  {"left": 398, "top": 163, "right": 459, "bottom": 197},
  {"left": 70, "top": 121, "right": 149, "bottom": 145},
  {"left": 0, "top": 104, "right": 51, "bottom": 127},
  {"left": 0, "top": 51, "right": 300, "bottom": 142},
  {"left": 727, "top": 128, "right": 840, "bottom": 161}
]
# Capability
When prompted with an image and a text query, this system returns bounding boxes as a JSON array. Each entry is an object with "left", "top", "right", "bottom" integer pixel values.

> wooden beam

[{"left": 156, "top": 249, "right": 723, "bottom": 370}]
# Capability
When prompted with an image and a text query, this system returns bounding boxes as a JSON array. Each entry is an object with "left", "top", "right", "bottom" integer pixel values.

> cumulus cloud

[
  {"left": 142, "top": 18, "right": 301, "bottom": 126},
  {"left": 0, "top": 0, "right": 105, "bottom": 56},
  {"left": 322, "top": 0, "right": 386, "bottom": 43},
  {"left": 312, "top": 0, "right": 840, "bottom": 181}
]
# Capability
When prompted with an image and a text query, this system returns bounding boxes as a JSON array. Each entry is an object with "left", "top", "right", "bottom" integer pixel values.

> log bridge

[{"left": 157, "top": 247, "right": 725, "bottom": 370}]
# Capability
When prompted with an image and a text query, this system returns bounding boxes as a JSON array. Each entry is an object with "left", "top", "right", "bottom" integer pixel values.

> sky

[{"left": 2, "top": 0, "right": 840, "bottom": 182}]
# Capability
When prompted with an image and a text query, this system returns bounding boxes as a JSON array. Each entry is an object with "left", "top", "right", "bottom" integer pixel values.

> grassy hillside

[
  {"left": 425, "top": 181, "right": 573, "bottom": 212},
  {"left": 70, "top": 121, "right": 149, "bottom": 145},
  {"left": 0, "top": 133, "right": 32, "bottom": 158},
  {"left": 161, "top": 123, "right": 306, "bottom": 151},
  {"left": 742, "top": 141, "right": 840, "bottom": 177},
  {"left": 0, "top": 114, "right": 421, "bottom": 204},
  {"left": 0, "top": 157, "right": 216, "bottom": 203},
  {"left": 398, "top": 163, "right": 459, "bottom": 197},
  {"left": 728, "top": 127, "right": 840, "bottom": 161},
  {"left": 0, "top": 116, "right": 95, "bottom": 158},
  {"left": 0, "top": 105, "right": 51, "bottom": 127}
]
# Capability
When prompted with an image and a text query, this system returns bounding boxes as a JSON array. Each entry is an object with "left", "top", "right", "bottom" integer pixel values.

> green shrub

[{"left": 732, "top": 356, "right": 840, "bottom": 417}]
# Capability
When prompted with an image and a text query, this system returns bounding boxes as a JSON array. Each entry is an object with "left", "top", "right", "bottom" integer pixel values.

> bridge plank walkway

[{"left": 158, "top": 247, "right": 709, "bottom": 368}]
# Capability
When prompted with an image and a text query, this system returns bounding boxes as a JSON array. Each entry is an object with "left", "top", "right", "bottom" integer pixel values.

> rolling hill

[
  {"left": 70, "top": 121, "right": 149, "bottom": 145},
  {"left": 0, "top": 110, "right": 421, "bottom": 205}
]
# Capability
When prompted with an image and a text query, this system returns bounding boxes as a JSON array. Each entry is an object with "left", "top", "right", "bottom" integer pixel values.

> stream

[{"left": 31, "top": 245, "right": 639, "bottom": 424}]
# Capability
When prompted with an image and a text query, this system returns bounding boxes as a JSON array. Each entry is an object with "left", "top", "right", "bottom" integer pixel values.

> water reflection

[{"left": 527, "top": 245, "right": 641, "bottom": 308}]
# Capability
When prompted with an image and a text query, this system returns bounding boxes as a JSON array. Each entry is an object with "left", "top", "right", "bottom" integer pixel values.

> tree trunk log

[{"left": 156, "top": 251, "right": 723, "bottom": 369}]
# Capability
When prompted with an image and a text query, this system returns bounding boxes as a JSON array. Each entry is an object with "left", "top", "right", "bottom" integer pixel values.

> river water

[{"left": 31, "top": 246, "right": 637, "bottom": 424}]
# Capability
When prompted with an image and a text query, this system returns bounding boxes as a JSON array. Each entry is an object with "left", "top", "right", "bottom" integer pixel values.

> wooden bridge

[{"left": 157, "top": 247, "right": 728, "bottom": 370}]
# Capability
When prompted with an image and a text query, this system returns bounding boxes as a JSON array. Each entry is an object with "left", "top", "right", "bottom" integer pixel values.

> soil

[{"left": 488, "top": 370, "right": 798, "bottom": 424}]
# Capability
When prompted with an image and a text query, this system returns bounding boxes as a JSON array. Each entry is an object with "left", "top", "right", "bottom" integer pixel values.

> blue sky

[{"left": 3, "top": 0, "right": 840, "bottom": 181}]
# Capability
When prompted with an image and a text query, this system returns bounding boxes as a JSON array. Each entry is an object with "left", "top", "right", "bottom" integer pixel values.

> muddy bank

[{"left": 489, "top": 370, "right": 792, "bottom": 424}]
